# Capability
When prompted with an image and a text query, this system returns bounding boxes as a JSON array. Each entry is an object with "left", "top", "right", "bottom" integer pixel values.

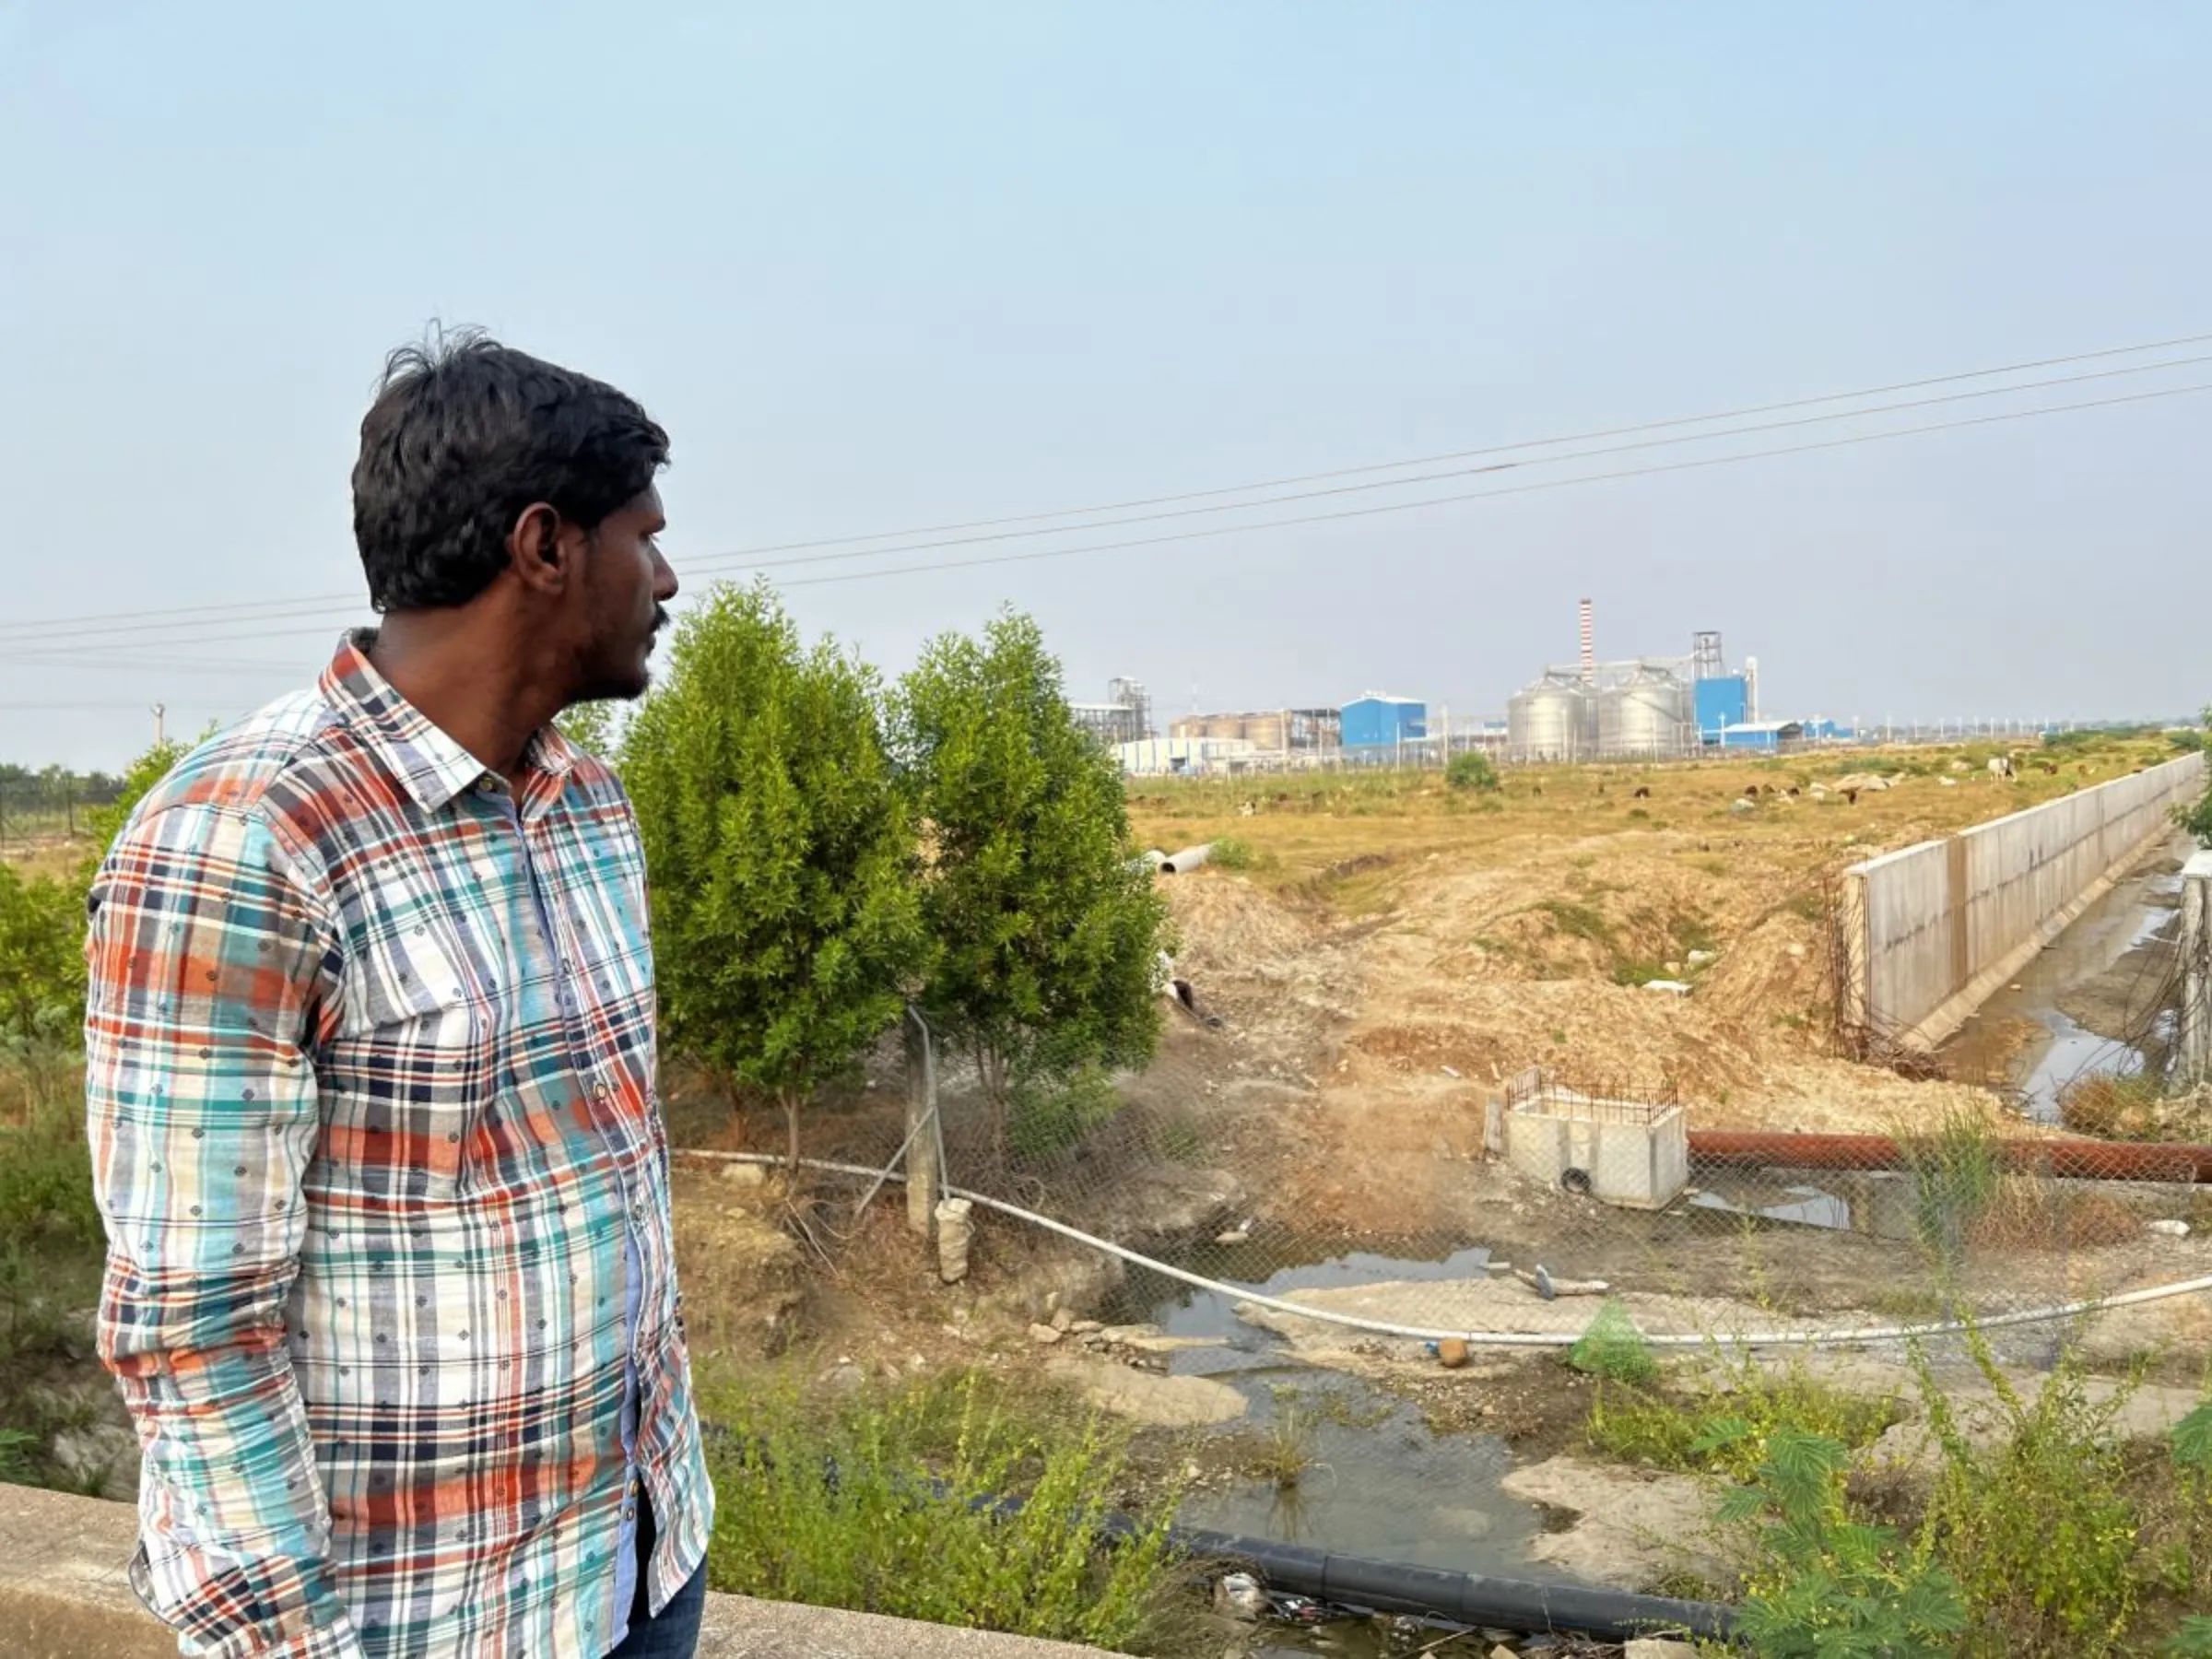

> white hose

[{"left": 683, "top": 1149, "right": 2212, "bottom": 1350}]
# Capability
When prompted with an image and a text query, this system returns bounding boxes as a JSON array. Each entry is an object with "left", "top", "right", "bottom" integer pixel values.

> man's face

[{"left": 572, "top": 485, "right": 677, "bottom": 703}]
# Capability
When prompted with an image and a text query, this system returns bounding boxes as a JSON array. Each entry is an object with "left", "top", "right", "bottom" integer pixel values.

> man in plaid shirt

[{"left": 84, "top": 334, "right": 714, "bottom": 1657}]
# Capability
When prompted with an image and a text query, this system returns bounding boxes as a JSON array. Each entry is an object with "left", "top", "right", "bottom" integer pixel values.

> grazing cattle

[
  {"left": 1631, "top": 786, "right": 1652, "bottom": 799},
  {"left": 1843, "top": 788, "right": 1860, "bottom": 805},
  {"left": 1988, "top": 756, "right": 2016, "bottom": 782},
  {"left": 2037, "top": 763, "right": 2056, "bottom": 775}
]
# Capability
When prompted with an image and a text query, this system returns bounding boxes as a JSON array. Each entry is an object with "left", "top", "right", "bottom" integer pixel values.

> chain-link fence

[{"left": 673, "top": 973, "right": 2211, "bottom": 1599}]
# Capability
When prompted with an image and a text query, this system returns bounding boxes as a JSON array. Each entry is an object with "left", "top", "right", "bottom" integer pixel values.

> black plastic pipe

[{"left": 1117, "top": 1516, "right": 1735, "bottom": 1642}]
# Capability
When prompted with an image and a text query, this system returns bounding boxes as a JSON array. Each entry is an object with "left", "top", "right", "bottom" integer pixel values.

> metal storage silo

[
  {"left": 1508, "top": 674, "right": 1595, "bottom": 762},
  {"left": 1597, "top": 668, "right": 1693, "bottom": 759}
]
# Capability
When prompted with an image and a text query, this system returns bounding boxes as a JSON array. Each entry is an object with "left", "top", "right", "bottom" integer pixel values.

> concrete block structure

[{"left": 1502, "top": 1073, "right": 1688, "bottom": 1211}]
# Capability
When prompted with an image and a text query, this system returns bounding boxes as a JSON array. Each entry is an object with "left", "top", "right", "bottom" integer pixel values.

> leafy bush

[
  {"left": 1915, "top": 1337, "right": 2147, "bottom": 1653},
  {"left": 1206, "top": 836, "right": 1255, "bottom": 871},
  {"left": 1726, "top": 1427, "right": 1968, "bottom": 1657},
  {"left": 0, "top": 1427, "right": 35, "bottom": 1485},
  {"left": 1, "top": 732, "right": 189, "bottom": 1050},
  {"left": 1005, "top": 1061, "right": 1123, "bottom": 1159},
  {"left": 701, "top": 1371, "right": 1186, "bottom": 1652},
  {"left": 0, "top": 1085, "right": 101, "bottom": 1253},
  {"left": 1445, "top": 751, "right": 1501, "bottom": 793},
  {"left": 1587, "top": 1350, "right": 1897, "bottom": 1484},
  {"left": 2181, "top": 785, "right": 2212, "bottom": 850},
  {"left": 0, "top": 863, "right": 83, "bottom": 1047},
  {"left": 1567, "top": 1299, "right": 1656, "bottom": 1384}
]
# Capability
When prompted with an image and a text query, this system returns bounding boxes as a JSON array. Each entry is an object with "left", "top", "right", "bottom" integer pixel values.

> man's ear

[{"left": 507, "top": 502, "right": 577, "bottom": 595}]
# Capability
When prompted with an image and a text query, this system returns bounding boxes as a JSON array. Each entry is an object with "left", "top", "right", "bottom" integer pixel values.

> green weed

[
  {"left": 1006, "top": 1064, "right": 1124, "bottom": 1159},
  {"left": 1250, "top": 1386, "right": 1321, "bottom": 1489},
  {"left": 1726, "top": 1427, "right": 1968, "bottom": 1657},
  {"left": 1912, "top": 1335, "right": 2146, "bottom": 1653},
  {"left": 0, "top": 1067, "right": 102, "bottom": 1254},
  {"left": 1537, "top": 900, "right": 1614, "bottom": 947},
  {"left": 1586, "top": 1349, "right": 1896, "bottom": 1484},
  {"left": 1445, "top": 752, "right": 1501, "bottom": 794},
  {"left": 1567, "top": 1300, "right": 1657, "bottom": 1386},
  {"left": 700, "top": 1370, "right": 1190, "bottom": 1653},
  {"left": 1897, "top": 1107, "right": 2004, "bottom": 1271},
  {"left": 1206, "top": 836, "right": 1255, "bottom": 871}
]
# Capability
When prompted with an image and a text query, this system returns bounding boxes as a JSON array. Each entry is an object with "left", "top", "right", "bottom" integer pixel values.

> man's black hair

[{"left": 352, "top": 328, "right": 670, "bottom": 611}]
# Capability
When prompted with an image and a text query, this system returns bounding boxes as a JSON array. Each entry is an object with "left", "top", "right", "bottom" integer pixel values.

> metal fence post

[{"left": 905, "top": 1005, "right": 939, "bottom": 1238}]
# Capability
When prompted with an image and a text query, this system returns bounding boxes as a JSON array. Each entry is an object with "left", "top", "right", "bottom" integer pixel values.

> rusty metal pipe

[{"left": 1689, "top": 1130, "right": 2212, "bottom": 1184}]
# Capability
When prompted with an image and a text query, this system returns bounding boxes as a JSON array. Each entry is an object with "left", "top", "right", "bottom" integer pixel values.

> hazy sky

[{"left": 4, "top": 2, "right": 2208, "bottom": 771}]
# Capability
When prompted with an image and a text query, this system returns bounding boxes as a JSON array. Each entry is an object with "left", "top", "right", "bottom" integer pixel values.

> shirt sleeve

[{"left": 85, "top": 798, "right": 366, "bottom": 1659}]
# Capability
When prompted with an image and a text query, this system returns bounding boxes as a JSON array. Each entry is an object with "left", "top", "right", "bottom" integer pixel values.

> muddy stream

[
  {"left": 1945, "top": 836, "right": 2193, "bottom": 1119},
  {"left": 1109, "top": 1247, "right": 1598, "bottom": 1655}
]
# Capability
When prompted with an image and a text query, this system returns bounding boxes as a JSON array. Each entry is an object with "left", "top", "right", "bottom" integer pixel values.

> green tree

[
  {"left": 556, "top": 700, "right": 620, "bottom": 761},
  {"left": 0, "top": 735, "right": 187, "bottom": 1049},
  {"left": 622, "top": 581, "right": 924, "bottom": 1173},
  {"left": 0, "top": 863, "right": 83, "bottom": 1046},
  {"left": 896, "top": 609, "right": 1170, "bottom": 1162}
]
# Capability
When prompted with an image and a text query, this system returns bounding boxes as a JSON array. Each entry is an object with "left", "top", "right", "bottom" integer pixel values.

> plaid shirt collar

[{"left": 320, "top": 629, "right": 578, "bottom": 816}]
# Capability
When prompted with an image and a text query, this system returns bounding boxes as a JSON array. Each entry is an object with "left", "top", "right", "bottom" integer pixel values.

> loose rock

[{"left": 1028, "top": 1323, "right": 1065, "bottom": 1346}]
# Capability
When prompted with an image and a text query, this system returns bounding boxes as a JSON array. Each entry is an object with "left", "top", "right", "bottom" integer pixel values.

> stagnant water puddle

[
  {"left": 1113, "top": 1253, "right": 1584, "bottom": 1553},
  {"left": 1946, "top": 839, "right": 2190, "bottom": 1120},
  {"left": 1108, "top": 1248, "right": 1602, "bottom": 1654}
]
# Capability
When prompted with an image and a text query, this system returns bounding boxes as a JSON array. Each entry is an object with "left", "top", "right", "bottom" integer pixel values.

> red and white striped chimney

[{"left": 1578, "top": 598, "right": 1594, "bottom": 683}]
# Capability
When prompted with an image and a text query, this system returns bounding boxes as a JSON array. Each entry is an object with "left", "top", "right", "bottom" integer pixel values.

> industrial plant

[
  {"left": 1506, "top": 602, "right": 1779, "bottom": 762},
  {"left": 1087, "top": 598, "right": 1847, "bottom": 776}
]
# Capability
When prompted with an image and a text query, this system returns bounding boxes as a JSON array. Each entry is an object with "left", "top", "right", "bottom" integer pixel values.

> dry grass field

[{"left": 1123, "top": 736, "right": 2183, "bottom": 1226}]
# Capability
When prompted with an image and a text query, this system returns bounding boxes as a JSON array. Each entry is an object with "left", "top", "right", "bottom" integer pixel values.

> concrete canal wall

[{"left": 1840, "top": 753, "right": 2205, "bottom": 1049}]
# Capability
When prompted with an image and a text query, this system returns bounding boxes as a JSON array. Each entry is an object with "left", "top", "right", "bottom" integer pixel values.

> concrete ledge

[{"left": 0, "top": 1484, "right": 1116, "bottom": 1659}]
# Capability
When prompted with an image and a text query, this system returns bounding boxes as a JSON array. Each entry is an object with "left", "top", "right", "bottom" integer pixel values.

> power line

[
  {"left": 688, "top": 349, "right": 2212, "bottom": 581},
  {"left": 17, "top": 376, "right": 2207, "bottom": 666},
  {"left": 588, "top": 325, "right": 2212, "bottom": 560},
  {"left": 3, "top": 651, "right": 312, "bottom": 675},
  {"left": 0, "top": 700, "right": 174, "bottom": 712},
  {"left": 10, "top": 347, "right": 2210, "bottom": 653},
  {"left": 762, "top": 378, "right": 2212, "bottom": 589},
  {"left": 1, "top": 327, "right": 2206, "bottom": 645}
]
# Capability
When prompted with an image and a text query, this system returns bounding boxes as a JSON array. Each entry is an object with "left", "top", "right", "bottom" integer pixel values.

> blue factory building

[
  {"left": 1341, "top": 694, "right": 1427, "bottom": 749},
  {"left": 1694, "top": 676, "right": 1748, "bottom": 744}
]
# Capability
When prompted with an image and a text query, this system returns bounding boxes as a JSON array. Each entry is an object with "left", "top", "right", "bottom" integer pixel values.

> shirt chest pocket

[{"left": 323, "top": 910, "right": 504, "bottom": 1201}]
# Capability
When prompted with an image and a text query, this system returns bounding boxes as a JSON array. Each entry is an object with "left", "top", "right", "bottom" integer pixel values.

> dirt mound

[
  {"left": 1161, "top": 871, "right": 1321, "bottom": 980},
  {"left": 1698, "top": 910, "right": 1826, "bottom": 1021}
]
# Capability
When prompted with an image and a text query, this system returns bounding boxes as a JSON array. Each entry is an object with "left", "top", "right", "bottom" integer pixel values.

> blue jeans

[{"left": 606, "top": 1492, "right": 708, "bottom": 1659}]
